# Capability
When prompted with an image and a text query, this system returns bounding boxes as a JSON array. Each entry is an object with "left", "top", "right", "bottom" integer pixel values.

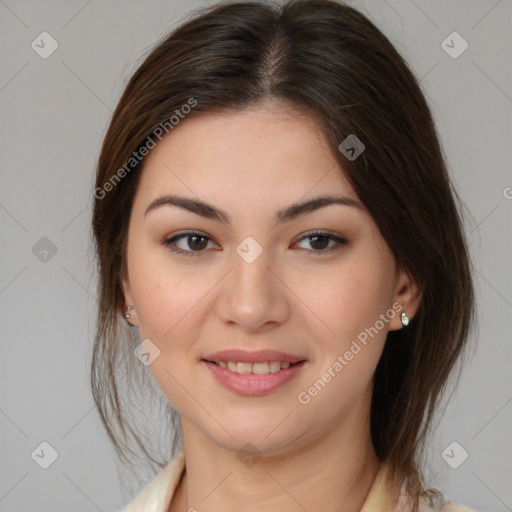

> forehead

[{"left": 135, "top": 102, "right": 358, "bottom": 208}]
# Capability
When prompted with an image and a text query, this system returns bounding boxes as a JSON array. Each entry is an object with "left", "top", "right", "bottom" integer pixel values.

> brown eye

[
  {"left": 294, "top": 231, "right": 348, "bottom": 254},
  {"left": 163, "top": 232, "right": 218, "bottom": 257},
  {"left": 309, "top": 234, "right": 330, "bottom": 250},
  {"left": 187, "top": 235, "right": 208, "bottom": 250}
]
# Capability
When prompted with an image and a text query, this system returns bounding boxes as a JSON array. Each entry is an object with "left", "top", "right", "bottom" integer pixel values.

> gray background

[{"left": 1, "top": 0, "right": 511, "bottom": 511}]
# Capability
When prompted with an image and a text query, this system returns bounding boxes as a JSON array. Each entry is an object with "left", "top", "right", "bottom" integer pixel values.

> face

[{"left": 122, "top": 99, "right": 420, "bottom": 456}]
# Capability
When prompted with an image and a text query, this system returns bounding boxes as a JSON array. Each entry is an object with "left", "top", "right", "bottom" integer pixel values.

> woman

[{"left": 91, "top": 1, "right": 477, "bottom": 511}]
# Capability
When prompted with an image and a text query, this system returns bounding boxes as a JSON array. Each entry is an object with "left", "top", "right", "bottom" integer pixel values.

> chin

[{"left": 196, "top": 415, "right": 308, "bottom": 457}]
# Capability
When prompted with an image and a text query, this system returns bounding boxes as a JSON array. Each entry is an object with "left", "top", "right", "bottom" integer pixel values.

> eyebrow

[{"left": 144, "top": 193, "right": 364, "bottom": 224}]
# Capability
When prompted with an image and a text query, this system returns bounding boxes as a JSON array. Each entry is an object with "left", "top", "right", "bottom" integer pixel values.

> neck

[{"left": 172, "top": 406, "right": 383, "bottom": 512}]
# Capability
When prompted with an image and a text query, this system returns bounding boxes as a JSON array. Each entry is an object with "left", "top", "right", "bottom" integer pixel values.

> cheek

[
  {"left": 129, "top": 243, "right": 212, "bottom": 340},
  {"left": 296, "top": 256, "right": 392, "bottom": 344},
  {"left": 293, "top": 263, "right": 390, "bottom": 418},
  {"left": 292, "top": 249, "right": 395, "bottom": 399},
  {"left": 128, "top": 253, "right": 211, "bottom": 409}
]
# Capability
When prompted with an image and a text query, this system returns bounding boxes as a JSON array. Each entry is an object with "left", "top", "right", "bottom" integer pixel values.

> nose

[{"left": 216, "top": 245, "right": 290, "bottom": 333}]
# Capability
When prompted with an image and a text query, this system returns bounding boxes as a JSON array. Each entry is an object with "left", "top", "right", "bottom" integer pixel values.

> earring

[
  {"left": 125, "top": 306, "right": 135, "bottom": 326},
  {"left": 401, "top": 311, "right": 409, "bottom": 326}
]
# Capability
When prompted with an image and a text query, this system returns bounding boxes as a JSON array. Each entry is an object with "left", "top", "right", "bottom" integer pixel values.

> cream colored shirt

[{"left": 121, "top": 452, "right": 478, "bottom": 512}]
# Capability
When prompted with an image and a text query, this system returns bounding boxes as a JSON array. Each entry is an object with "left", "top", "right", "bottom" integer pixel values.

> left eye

[{"left": 294, "top": 231, "right": 348, "bottom": 253}]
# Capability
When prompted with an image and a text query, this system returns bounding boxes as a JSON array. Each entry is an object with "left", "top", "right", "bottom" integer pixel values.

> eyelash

[{"left": 162, "top": 230, "right": 348, "bottom": 258}]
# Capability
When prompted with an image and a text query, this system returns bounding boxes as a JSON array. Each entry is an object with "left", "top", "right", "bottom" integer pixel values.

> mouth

[
  {"left": 200, "top": 350, "right": 307, "bottom": 396},
  {"left": 203, "top": 360, "right": 304, "bottom": 375}
]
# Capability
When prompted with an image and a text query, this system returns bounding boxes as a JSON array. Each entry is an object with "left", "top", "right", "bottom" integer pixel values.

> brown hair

[{"left": 91, "top": 0, "right": 476, "bottom": 508}]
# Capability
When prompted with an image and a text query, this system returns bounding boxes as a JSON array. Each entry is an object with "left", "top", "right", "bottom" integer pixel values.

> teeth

[
  {"left": 269, "top": 361, "right": 281, "bottom": 373},
  {"left": 252, "top": 362, "right": 269, "bottom": 375},
  {"left": 215, "top": 360, "right": 296, "bottom": 375},
  {"left": 237, "top": 362, "right": 252, "bottom": 374}
]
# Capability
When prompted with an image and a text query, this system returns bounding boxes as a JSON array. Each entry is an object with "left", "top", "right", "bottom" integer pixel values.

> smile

[
  {"left": 208, "top": 360, "right": 297, "bottom": 375},
  {"left": 202, "top": 359, "right": 306, "bottom": 396}
]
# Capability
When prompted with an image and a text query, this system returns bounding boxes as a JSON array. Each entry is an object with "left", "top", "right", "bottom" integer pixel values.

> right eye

[{"left": 163, "top": 231, "right": 220, "bottom": 257}]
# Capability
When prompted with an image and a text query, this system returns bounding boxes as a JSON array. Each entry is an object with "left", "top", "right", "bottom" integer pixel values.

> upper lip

[{"left": 202, "top": 349, "right": 306, "bottom": 364}]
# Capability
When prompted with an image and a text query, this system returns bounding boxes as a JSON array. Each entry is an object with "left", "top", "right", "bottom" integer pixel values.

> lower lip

[{"left": 202, "top": 360, "right": 306, "bottom": 396}]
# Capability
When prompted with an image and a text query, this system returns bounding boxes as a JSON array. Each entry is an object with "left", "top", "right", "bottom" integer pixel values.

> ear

[
  {"left": 388, "top": 265, "right": 422, "bottom": 331},
  {"left": 121, "top": 276, "right": 139, "bottom": 327}
]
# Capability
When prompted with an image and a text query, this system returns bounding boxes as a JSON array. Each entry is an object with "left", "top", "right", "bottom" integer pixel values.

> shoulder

[
  {"left": 393, "top": 477, "right": 479, "bottom": 512},
  {"left": 418, "top": 494, "right": 480, "bottom": 512},
  {"left": 120, "top": 452, "right": 185, "bottom": 512},
  {"left": 439, "top": 501, "right": 479, "bottom": 512}
]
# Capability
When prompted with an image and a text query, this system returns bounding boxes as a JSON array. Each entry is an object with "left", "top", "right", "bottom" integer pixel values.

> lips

[{"left": 201, "top": 349, "right": 307, "bottom": 396}]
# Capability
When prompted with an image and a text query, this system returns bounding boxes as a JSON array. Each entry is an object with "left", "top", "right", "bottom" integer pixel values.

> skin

[{"left": 121, "top": 98, "right": 421, "bottom": 512}]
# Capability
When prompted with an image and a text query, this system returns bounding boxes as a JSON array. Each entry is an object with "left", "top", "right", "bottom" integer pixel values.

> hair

[{"left": 90, "top": 0, "right": 476, "bottom": 509}]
